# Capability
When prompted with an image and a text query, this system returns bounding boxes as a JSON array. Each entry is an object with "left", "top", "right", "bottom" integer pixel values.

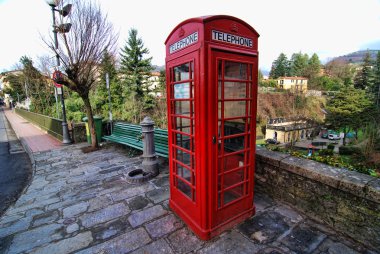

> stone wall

[
  {"left": 255, "top": 148, "right": 380, "bottom": 250},
  {"left": 70, "top": 122, "right": 87, "bottom": 143}
]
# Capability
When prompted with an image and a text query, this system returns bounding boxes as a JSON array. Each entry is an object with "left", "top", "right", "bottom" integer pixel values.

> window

[{"left": 170, "top": 61, "right": 196, "bottom": 201}]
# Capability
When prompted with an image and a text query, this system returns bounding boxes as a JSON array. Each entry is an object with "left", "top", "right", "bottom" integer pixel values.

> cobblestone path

[{"left": 0, "top": 143, "right": 375, "bottom": 254}]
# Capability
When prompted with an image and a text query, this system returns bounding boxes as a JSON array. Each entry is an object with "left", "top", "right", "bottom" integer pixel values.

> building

[
  {"left": 277, "top": 77, "right": 308, "bottom": 93},
  {"left": 265, "top": 117, "right": 318, "bottom": 143},
  {"left": 147, "top": 71, "right": 163, "bottom": 97}
]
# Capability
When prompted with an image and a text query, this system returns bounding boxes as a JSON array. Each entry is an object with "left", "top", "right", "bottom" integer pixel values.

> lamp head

[
  {"left": 60, "top": 4, "right": 72, "bottom": 17},
  {"left": 45, "top": 0, "right": 61, "bottom": 7},
  {"left": 54, "top": 23, "right": 72, "bottom": 33}
]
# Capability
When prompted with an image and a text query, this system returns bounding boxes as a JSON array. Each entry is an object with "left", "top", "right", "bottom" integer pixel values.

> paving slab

[{"left": 238, "top": 211, "right": 293, "bottom": 244}]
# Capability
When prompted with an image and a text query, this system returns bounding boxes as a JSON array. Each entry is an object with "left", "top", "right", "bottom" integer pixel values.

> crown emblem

[
  {"left": 230, "top": 23, "right": 238, "bottom": 32},
  {"left": 179, "top": 27, "right": 185, "bottom": 37}
]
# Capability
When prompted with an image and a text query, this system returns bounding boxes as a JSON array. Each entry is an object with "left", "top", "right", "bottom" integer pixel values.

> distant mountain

[
  {"left": 261, "top": 69, "right": 270, "bottom": 77},
  {"left": 152, "top": 65, "right": 165, "bottom": 72},
  {"left": 329, "top": 50, "right": 379, "bottom": 64}
]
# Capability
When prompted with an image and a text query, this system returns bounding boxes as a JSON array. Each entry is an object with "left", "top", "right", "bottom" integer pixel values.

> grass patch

[{"left": 256, "top": 139, "right": 266, "bottom": 145}]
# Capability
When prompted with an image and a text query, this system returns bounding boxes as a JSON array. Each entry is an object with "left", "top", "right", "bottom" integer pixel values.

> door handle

[{"left": 212, "top": 136, "right": 216, "bottom": 144}]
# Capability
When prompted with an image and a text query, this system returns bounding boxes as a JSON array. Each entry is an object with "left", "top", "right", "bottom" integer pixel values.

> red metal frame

[{"left": 165, "top": 15, "right": 259, "bottom": 240}]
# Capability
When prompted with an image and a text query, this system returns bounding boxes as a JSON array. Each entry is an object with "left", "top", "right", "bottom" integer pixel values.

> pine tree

[
  {"left": 354, "top": 51, "right": 374, "bottom": 91},
  {"left": 120, "top": 29, "right": 153, "bottom": 99},
  {"left": 290, "top": 52, "right": 308, "bottom": 77},
  {"left": 269, "top": 53, "right": 290, "bottom": 79},
  {"left": 119, "top": 28, "right": 154, "bottom": 123},
  {"left": 374, "top": 51, "right": 380, "bottom": 108},
  {"left": 326, "top": 87, "right": 375, "bottom": 145},
  {"left": 305, "top": 53, "right": 321, "bottom": 79}
]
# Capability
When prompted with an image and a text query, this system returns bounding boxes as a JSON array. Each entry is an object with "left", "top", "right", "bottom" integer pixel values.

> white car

[{"left": 328, "top": 134, "right": 340, "bottom": 140}]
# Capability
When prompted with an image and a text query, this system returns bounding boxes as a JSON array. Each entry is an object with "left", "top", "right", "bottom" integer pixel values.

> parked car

[
  {"left": 266, "top": 138, "right": 280, "bottom": 144},
  {"left": 328, "top": 134, "right": 340, "bottom": 140}
]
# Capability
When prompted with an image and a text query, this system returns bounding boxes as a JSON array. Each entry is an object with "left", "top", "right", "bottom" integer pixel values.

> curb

[{"left": 2, "top": 109, "right": 36, "bottom": 183}]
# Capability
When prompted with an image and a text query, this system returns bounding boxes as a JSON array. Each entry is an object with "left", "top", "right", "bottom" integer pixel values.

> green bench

[{"left": 102, "top": 122, "right": 169, "bottom": 158}]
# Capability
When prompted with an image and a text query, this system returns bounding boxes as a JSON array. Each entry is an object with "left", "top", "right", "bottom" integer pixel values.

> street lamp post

[{"left": 46, "top": 0, "right": 72, "bottom": 145}]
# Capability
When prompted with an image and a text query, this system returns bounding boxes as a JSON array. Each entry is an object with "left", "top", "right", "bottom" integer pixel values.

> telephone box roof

[{"left": 165, "top": 15, "right": 260, "bottom": 45}]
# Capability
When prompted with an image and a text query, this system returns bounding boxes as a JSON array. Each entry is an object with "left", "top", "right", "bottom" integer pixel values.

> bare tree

[
  {"left": 45, "top": 0, "right": 118, "bottom": 148},
  {"left": 36, "top": 55, "right": 56, "bottom": 77}
]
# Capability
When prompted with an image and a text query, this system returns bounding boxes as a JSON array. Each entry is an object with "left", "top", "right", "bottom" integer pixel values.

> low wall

[
  {"left": 70, "top": 122, "right": 87, "bottom": 143},
  {"left": 255, "top": 148, "right": 380, "bottom": 250},
  {"left": 15, "top": 108, "right": 87, "bottom": 143},
  {"left": 15, "top": 108, "right": 63, "bottom": 140}
]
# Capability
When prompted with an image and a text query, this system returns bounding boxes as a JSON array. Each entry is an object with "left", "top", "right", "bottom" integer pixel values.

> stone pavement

[{"left": 0, "top": 140, "right": 377, "bottom": 254}]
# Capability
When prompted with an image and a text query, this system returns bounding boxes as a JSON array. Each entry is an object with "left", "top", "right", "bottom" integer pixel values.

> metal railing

[{"left": 15, "top": 108, "right": 63, "bottom": 140}]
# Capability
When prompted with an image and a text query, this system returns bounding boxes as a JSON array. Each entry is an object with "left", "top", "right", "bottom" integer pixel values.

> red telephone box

[{"left": 165, "top": 15, "right": 259, "bottom": 240}]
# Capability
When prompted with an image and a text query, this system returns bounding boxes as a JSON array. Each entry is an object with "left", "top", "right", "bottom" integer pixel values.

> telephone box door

[
  {"left": 211, "top": 50, "right": 257, "bottom": 226},
  {"left": 167, "top": 50, "right": 201, "bottom": 225}
]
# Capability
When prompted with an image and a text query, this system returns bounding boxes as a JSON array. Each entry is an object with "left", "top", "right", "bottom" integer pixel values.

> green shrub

[
  {"left": 339, "top": 146, "right": 362, "bottom": 155},
  {"left": 67, "top": 111, "right": 86, "bottom": 122},
  {"left": 327, "top": 143, "right": 335, "bottom": 150},
  {"left": 318, "top": 149, "right": 334, "bottom": 156}
]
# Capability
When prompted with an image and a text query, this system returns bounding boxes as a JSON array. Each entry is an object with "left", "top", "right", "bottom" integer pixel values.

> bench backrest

[{"left": 112, "top": 122, "right": 168, "bottom": 152}]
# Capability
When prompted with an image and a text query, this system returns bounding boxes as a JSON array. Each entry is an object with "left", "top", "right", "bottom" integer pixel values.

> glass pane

[
  {"left": 224, "top": 120, "right": 246, "bottom": 136},
  {"left": 224, "top": 184, "right": 244, "bottom": 205},
  {"left": 218, "top": 101, "right": 222, "bottom": 119},
  {"left": 218, "top": 120, "right": 222, "bottom": 138},
  {"left": 224, "top": 169, "right": 245, "bottom": 188},
  {"left": 174, "top": 117, "right": 193, "bottom": 134},
  {"left": 224, "top": 61, "right": 247, "bottom": 80},
  {"left": 177, "top": 178, "right": 191, "bottom": 198},
  {"left": 224, "top": 82, "right": 247, "bottom": 99},
  {"left": 218, "top": 60, "right": 222, "bottom": 79},
  {"left": 218, "top": 152, "right": 245, "bottom": 173},
  {"left": 218, "top": 175, "right": 222, "bottom": 191},
  {"left": 174, "top": 101, "right": 192, "bottom": 116},
  {"left": 218, "top": 81, "right": 222, "bottom": 99},
  {"left": 175, "top": 133, "right": 191, "bottom": 150},
  {"left": 174, "top": 83, "right": 191, "bottom": 99},
  {"left": 177, "top": 164, "right": 191, "bottom": 182},
  {"left": 224, "top": 101, "right": 246, "bottom": 118},
  {"left": 174, "top": 63, "right": 190, "bottom": 82},
  {"left": 176, "top": 149, "right": 192, "bottom": 167},
  {"left": 224, "top": 135, "right": 245, "bottom": 152},
  {"left": 191, "top": 62, "right": 194, "bottom": 78}
]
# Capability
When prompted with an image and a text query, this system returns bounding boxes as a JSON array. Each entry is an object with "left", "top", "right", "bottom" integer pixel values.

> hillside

[
  {"left": 256, "top": 93, "right": 326, "bottom": 135},
  {"left": 329, "top": 50, "right": 379, "bottom": 64}
]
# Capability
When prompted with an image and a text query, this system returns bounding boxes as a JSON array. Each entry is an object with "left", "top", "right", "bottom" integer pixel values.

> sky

[{"left": 0, "top": 0, "right": 380, "bottom": 73}]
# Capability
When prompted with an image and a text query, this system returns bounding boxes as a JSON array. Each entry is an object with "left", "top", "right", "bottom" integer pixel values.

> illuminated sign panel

[
  {"left": 169, "top": 32, "right": 198, "bottom": 54},
  {"left": 211, "top": 30, "right": 253, "bottom": 48}
]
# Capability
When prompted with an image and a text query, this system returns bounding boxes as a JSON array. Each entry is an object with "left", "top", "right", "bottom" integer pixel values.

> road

[{"left": 0, "top": 107, "right": 32, "bottom": 217}]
